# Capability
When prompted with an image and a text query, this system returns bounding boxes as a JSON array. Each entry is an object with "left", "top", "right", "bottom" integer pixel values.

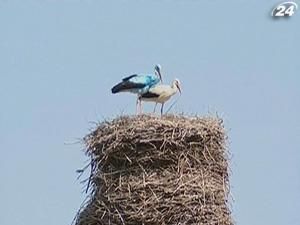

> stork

[
  {"left": 139, "top": 79, "right": 182, "bottom": 115},
  {"left": 111, "top": 65, "right": 162, "bottom": 114}
]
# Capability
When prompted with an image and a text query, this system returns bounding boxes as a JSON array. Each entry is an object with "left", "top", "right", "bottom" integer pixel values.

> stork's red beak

[
  {"left": 158, "top": 70, "right": 162, "bottom": 83},
  {"left": 177, "top": 84, "right": 182, "bottom": 95},
  {"left": 155, "top": 65, "right": 162, "bottom": 83}
]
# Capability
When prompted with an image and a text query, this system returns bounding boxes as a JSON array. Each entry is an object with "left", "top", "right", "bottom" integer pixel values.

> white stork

[
  {"left": 139, "top": 79, "right": 182, "bottom": 115},
  {"left": 111, "top": 65, "right": 162, "bottom": 114}
]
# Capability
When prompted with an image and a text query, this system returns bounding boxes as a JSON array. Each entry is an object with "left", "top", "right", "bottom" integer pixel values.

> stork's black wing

[
  {"left": 111, "top": 80, "right": 146, "bottom": 94},
  {"left": 140, "top": 92, "right": 160, "bottom": 98}
]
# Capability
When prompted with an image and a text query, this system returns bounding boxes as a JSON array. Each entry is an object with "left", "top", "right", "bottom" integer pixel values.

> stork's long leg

[
  {"left": 136, "top": 97, "right": 139, "bottom": 115},
  {"left": 153, "top": 103, "right": 157, "bottom": 113},
  {"left": 161, "top": 103, "right": 164, "bottom": 116},
  {"left": 139, "top": 99, "right": 143, "bottom": 114}
]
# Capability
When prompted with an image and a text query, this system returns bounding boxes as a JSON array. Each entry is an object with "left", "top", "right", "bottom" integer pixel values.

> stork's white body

[
  {"left": 139, "top": 79, "right": 181, "bottom": 115},
  {"left": 140, "top": 84, "right": 177, "bottom": 103}
]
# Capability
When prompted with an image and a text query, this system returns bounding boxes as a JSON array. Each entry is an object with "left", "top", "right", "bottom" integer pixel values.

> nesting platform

[{"left": 75, "top": 115, "right": 233, "bottom": 225}]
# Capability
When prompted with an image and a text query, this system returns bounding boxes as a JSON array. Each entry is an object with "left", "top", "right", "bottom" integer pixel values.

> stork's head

[
  {"left": 173, "top": 78, "right": 182, "bottom": 95},
  {"left": 154, "top": 64, "right": 162, "bottom": 82}
]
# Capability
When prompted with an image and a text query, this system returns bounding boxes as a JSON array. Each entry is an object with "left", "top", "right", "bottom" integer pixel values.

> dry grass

[{"left": 75, "top": 114, "right": 233, "bottom": 225}]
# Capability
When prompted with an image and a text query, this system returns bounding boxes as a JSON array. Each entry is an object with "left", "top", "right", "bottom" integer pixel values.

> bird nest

[{"left": 75, "top": 115, "right": 233, "bottom": 225}]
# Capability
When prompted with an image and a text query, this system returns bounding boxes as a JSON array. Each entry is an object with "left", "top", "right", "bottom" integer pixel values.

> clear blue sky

[{"left": 1, "top": 1, "right": 299, "bottom": 225}]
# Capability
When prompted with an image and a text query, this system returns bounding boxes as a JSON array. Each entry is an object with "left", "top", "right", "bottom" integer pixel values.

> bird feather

[{"left": 122, "top": 74, "right": 138, "bottom": 82}]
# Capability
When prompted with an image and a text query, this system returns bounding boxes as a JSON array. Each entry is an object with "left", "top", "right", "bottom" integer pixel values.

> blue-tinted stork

[
  {"left": 111, "top": 65, "right": 162, "bottom": 114},
  {"left": 139, "top": 79, "right": 182, "bottom": 116}
]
